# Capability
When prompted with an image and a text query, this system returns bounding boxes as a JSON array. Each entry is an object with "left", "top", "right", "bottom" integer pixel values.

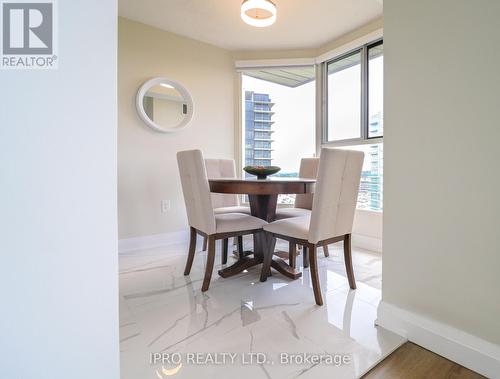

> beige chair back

[
  {"left": 205, "top": 158, "right": 240, "bottom": 209},
  {"left": 294, "top": 157, "right": 320, "bottom": 210},
  {"left": 177, "top": 150, "right": 216, "bottom": 235},
  {"left": 309, "top": 148, "right": 364, "bottom": 244}
]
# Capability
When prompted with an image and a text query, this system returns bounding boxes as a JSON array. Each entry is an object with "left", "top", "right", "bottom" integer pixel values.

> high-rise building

[
  {"left": 357, "top": 112, "right": 384, "bottom": 211},
  {"left": 369, "top": 111, "right": 383, "bottom": 137},
  {"left": 244, "top": 91, "right": 275, "bottom": 168}
]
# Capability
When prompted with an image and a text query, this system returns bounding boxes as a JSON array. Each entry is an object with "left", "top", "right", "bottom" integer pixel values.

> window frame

[
  {"left": 238, "top": 66, "right": 317, "bottom": 206},
  {"left": 235, "top": 38, "right": 383, "bottom": 210},
  {"left": 322, "top": 38, "right": 383, "bottom": 147}
]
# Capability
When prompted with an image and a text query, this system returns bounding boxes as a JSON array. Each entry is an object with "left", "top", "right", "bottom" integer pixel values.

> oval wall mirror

[{"left": 136, "top": 77, "right": 194, "bottom": 133}]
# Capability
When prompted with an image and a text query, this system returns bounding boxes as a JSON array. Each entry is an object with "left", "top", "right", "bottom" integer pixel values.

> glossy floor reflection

[{"left": 119, "top": 238, "right": 404, "bottom": 379}]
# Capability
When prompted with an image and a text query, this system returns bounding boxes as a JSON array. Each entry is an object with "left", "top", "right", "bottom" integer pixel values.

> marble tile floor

[{"left": 119, "top": 238, "right": 405, "bottom": 379}]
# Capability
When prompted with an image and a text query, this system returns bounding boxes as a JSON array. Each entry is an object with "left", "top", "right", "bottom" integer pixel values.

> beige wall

[
  {"left": 317, "top": 18, "right": 383, "bottom": 55},
  {"left": 354, "top": 211, "right": 382, "bottom": 239},
  {"left": 232, "top": 47, "right": 317, "bottom": 61},
  {"left": 118, "top": 18, "right": 235, "bottom": 239},
  {"left": 383, "top": 0, "right": 500, "bottom": 344},
  {"left": 232, "top": 17, "right": 383, "bottom": 61}
]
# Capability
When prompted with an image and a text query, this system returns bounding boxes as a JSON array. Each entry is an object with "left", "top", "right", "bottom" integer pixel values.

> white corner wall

[
  {"left": 380, "top": 0, "right": 500, "bottom": 376},
  {"left": 353, "top": 210, "right": 383, "bottom": 253},
  {"left": 0, "top": 1, "right": 119, "bottom": 378}
]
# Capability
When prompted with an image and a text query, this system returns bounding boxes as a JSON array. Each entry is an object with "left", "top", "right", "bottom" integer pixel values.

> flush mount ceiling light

[{"left": 241, "top": 0, "right": 277, "bottom": 28}]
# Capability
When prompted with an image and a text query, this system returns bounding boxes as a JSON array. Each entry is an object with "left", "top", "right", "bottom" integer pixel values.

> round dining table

[{"left": 209, "top": 177, "right": 316, "bottom": 281}]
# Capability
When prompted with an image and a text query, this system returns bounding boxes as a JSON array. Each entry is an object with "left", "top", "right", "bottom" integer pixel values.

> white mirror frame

[{"left": 136, "top": 77, "right": 194, "bottom": 133}]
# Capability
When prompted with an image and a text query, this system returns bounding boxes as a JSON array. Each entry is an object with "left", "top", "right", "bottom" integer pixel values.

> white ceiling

[{"left": 118, "top": 0, "right": 383, "bottom": 51}]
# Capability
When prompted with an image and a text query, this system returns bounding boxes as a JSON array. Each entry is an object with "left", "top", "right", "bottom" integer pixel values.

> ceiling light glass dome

[{"left": 241, "top": 0, "right": 277, "bottom": 27}]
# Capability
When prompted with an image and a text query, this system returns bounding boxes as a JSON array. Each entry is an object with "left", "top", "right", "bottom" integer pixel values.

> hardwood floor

[{"left": 363, "top": 342, "right": 485, "bottom": 379}]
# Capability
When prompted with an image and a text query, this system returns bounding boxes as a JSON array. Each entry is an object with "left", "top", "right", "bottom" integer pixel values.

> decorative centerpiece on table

[{"left": 243, "top": 165, "right": 281, "bottom": 180}]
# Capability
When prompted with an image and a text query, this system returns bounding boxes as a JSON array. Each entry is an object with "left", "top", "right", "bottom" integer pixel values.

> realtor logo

[{"left": 1, "top": 0, "right": 58, "bottom": 69}]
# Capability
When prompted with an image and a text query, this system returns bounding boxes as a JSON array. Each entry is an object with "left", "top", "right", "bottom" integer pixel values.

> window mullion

[
  {"left": 321, "top": 62, "right": 328, "bottom": 146},
  {"left": 361, "top": 45, "right": 368, "bottom": 141}
]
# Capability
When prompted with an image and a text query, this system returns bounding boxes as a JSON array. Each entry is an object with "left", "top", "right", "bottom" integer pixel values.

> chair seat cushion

[
  {"left": 263, "top": 216, "right": 310, "bottom": 241},
  {"left": 275, "top": 207, "right": 311, "bottom": 220},
  {"left": 214, "top": 205, "right": 251, "bottom": 215},
  {"left": 215, "top": 213, "right": 267, "bottom": 234}
]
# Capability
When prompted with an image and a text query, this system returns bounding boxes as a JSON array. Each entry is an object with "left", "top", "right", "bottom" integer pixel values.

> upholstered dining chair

[
  {"left": 275, "top": 157, "right": 330, "bottom": 263},
  {"left": 204, "top": 158, "right": 250, "bottom": 262},
  {"left": 177, "top": 150, "right": 267, "bottom": 292},
  {"left": 262, "top": 148, "right": 364, "bottom": 305}
]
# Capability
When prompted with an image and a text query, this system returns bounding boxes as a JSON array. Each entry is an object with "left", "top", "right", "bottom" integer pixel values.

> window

[
  {"left": 324, "top": 40, "right": 383, "bottom": 211},
  {"left": 238, "top": 41, "right": 383, "bottom": 211},
  {"left": 241, "top": 66, "right": 316, "bottom": 204},
  {"left": 327, "top": 51, "right": 362, "bottom": 141},
  {"left": 338, "top": 144, "right": 383, "bottom": 212}
]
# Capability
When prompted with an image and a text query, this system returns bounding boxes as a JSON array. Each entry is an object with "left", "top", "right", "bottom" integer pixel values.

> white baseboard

[
  {"left": 352, "top": 233, "right": 382, "bottom": 253},
  {"left": 376, "top": 301, "right": 500, "bottom": 378},
  {"left": 119, "top": 230, "right": 191, "bottom": 254}
]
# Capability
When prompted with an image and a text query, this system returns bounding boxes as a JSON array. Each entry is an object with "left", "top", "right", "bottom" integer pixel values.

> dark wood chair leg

[
  {"left": 343, "top": 234, "right": 356, "bottom": 289},
  {"left": 237, "top": 236, "right": 244, "bottom": 260},
  {"left": 222, "top": 238, "right": 228, "bottom": 265},
  {"left": 202, "top": 236, "right": 216, "bottom": 292},
  {"left": 260, "top": 232, "right": 276, "bottom": 282},
  {"left": 288, "top": 242, "right": 296, "bottom": 268},
  {"left": 202, "top": 236, "right": 208, "bottom": 251},
  {"left": 323, "top": 244, "right": 330, "bottom": 257},
  {"left": 184, "top": 227, "right": 197, "bottom": 276},
  {"left": 308, "top": 243, "right": 323, "bottom": 305},
  {"left": 303, "top": 245, "right": 309, "bottom": 268}
]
